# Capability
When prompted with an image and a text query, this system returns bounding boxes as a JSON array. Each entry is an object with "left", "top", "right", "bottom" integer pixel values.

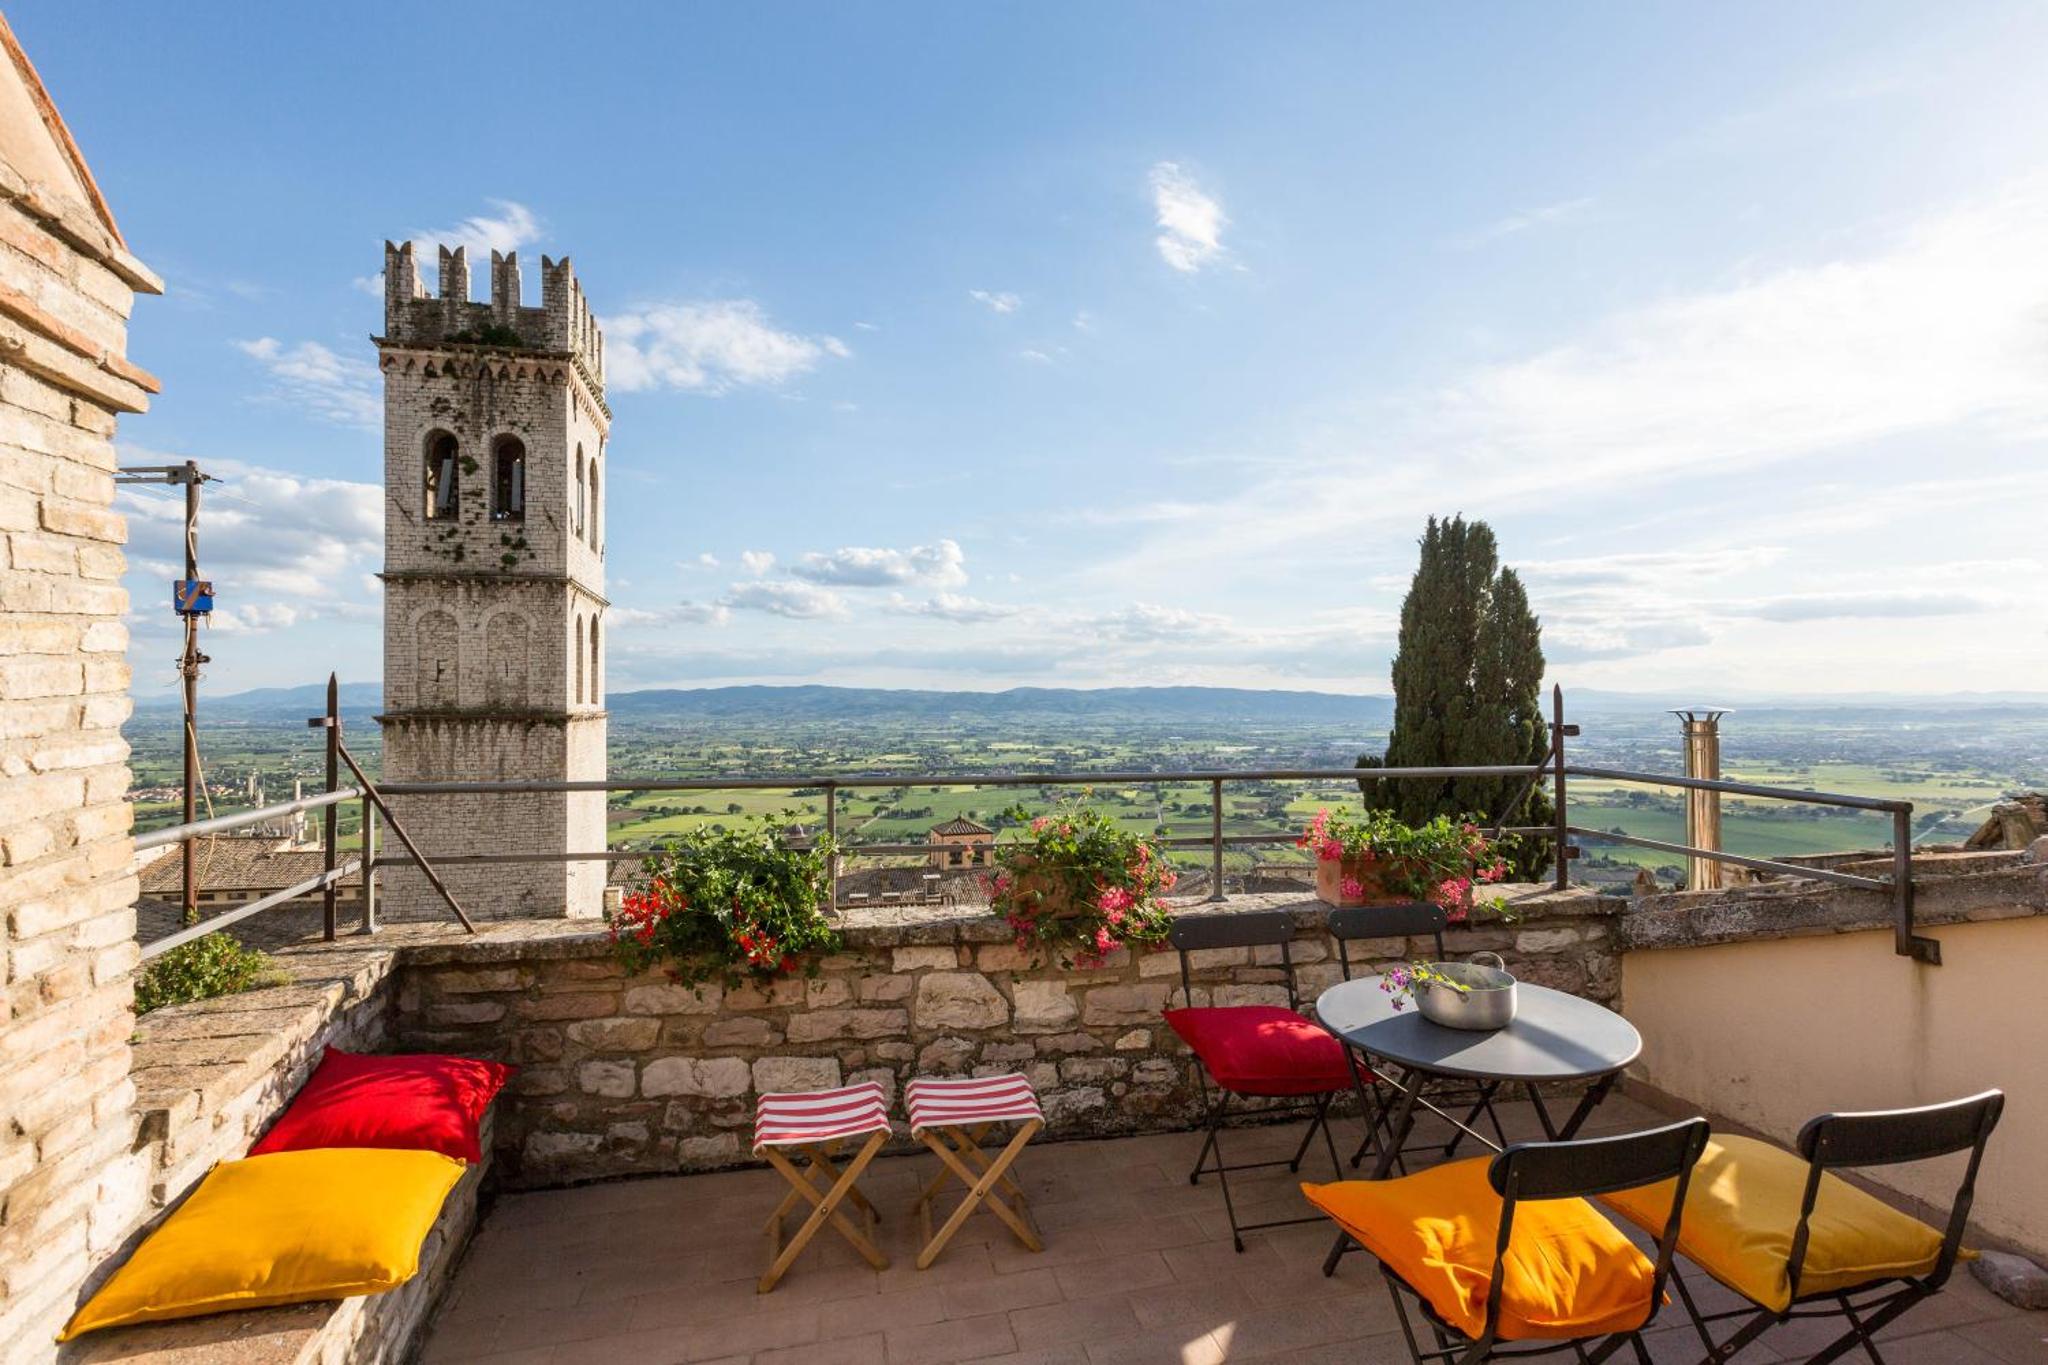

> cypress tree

[{"left": 1357, "top": 515, "right": 1554, "bottom": 878}]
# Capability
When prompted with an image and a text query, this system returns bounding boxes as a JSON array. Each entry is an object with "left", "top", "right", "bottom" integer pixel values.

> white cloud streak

[
  {"left": 605, "top": 301, "right": 848, "bottom": 395},
  {"left": 1150, "top": 162, "right": 1227, "bottom": 273},
  {"left": 968, "top": 289, "right": 1021, "bottom": 314},
  {"left": 791, "top": 539, "right": 967, "bottom": 588},
  {"left": 232, "top": 337, "right": 380, "bottom": 429},
  {"left": 720, "top": 580, "right": 850, "bottom": 620}
]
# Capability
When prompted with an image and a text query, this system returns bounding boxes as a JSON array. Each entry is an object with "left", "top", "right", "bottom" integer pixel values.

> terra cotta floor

[{"left": 421, "top": 1094, "right": 2044, "bottom": 1365}]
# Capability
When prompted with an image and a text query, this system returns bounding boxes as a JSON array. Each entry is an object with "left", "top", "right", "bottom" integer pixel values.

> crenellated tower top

[{"left": 380, "top": 240, "right": 604, "bottom": 396}]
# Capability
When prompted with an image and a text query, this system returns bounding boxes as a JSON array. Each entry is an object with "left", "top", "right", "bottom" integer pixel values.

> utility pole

[{"left": 116, "top": 460, "right": 213, "bottom": 925}]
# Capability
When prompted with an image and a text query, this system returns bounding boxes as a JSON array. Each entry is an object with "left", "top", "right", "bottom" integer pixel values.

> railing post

[
  {"left": 823, "top": 780, "right": 839, "bottom": 909},
  {"left": 1208, "top": 777, "right": 1226, "bottom": 902},
  {"left": 1893, "top": 807, "right": 1939, "bottom": 964},
  {"left": 320, "top": 673, "right": 339, "bottom": 942},
  {"left": 1551, "top": 684, "right": 1571, "bottom": 891},
  {"left": 359, "top": 794, "right": 378, "bottom": 935}
]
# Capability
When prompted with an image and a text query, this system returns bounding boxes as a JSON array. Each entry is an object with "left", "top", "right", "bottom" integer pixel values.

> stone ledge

[
  {"left": 1621, "top": 862, "right": 2048, "bottom": 952},
  {"left": 381, "top": 884, "right": 1615, "bottom": 965},
  {"left": 129, "top": 947, "right": 398, "bottom": 1206}
]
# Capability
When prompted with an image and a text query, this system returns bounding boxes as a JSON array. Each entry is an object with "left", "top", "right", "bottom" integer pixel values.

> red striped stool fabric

[
  {"left": 752, "top": 1080, "right": 891, "bottom": 1152},
  {"left": 906, "top": 1073, "right": 1045, "bottom": 1134}
]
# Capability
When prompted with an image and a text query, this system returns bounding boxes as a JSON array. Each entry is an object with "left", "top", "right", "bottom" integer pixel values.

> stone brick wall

[
  {"left": 0, "top": 47, "right": 161, "bottom": 1360},
  {"left": 390, "top": 890, "right": 1621, "bottom": 1187}
]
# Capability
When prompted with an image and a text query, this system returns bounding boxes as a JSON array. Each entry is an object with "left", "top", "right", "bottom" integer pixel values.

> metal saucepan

[{"left": 1413, "top": 951, "right": 1518, "bottom": 1031}]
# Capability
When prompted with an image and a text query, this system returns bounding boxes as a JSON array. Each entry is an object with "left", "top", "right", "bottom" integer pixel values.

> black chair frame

[
  {"left": 1328, "top": 902, "right": 1512, "bottom": 1171},
  {"left": 1372, "top": 1118, "right": 1711, "bottom": 1365},
  {"left": 1661, "top": 1090, "right": 2003, "bottom": 1365},
  {"left": 1169, "top": 909, "right": 1346, "bottom": 1252}
]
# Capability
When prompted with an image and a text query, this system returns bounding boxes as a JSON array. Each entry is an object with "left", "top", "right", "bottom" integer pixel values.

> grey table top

[{"left": 1315, "top": 975, "right": 1642, "bottom": 1083}]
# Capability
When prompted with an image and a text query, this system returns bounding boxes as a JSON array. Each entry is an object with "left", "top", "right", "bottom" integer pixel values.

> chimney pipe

[{"left": 1672, "top": 710, "right": 1729, "bottom": 890}]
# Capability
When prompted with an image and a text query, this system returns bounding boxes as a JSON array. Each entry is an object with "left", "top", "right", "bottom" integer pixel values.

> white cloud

[
  {"left": 415, "top": 200, "right": 543, "bottom": 260},
  {"left": 1111, "top": 179, "right": 2048, "bottom": 587},
  {"left": 791, "top": 539, "right": 967, "bottom": 588},
  {"left": 612, "top": 600, "right": 732, "bottom": 628},
  {"left": 968, "top": 289, "right": 1021, "bottom": 314},
  {"left": 691, "top": 552, "right": 721, "bottom": 569},
  {"left": 232, "top": 337, "right": 380, "bottom": 429},
  {"left": 208, "top": 601, "right": 310, "bottom": 635},
  {"left": 604, "top": 300, "right": 848, "bottom": 395},
  {"left": 1150, "top": 162, "right": 1227, "bottom": 273},
  {"left": 117, "top": 451, "right": 382, "bottom": 603},
  {"left": 1088, "top": 602, "right": 1231, "bottom": 642},
  {"left": 885, "top": 592, "right": 1021, "bottom": 623},
  {"left": 1732, "top": 590, "right": 1992, "bottom": 622},
  {"left": 353, "top": 199, "right": 545, "bottom": 296},
  {"left": 1453, "top": 196, "right": 1596, "bottom": 249},
  {"left": 739, "top": 549, "right": 776, "bottom": 576},
  {"left": 721, "top": 580, "right": 849, "bottom": 620}
]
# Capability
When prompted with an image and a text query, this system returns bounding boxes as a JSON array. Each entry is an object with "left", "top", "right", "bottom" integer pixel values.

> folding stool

[
  {"left": 905, "top": 1072, "right": 1045, "bottom": 1269},
  {"left": 753, "top": 1080, "right": 892, "bottom": 1292}
]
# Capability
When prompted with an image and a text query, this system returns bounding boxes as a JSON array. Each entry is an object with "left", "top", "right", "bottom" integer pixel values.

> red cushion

[
  {"left": 1164, "top": 1005, "right": 1353, "bottom": 1096},
  {"left": 251, "top": 1048, "right": 515, "bottom": 1164}
]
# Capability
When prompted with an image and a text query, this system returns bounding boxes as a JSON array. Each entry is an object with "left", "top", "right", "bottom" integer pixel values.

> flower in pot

[
  {"left": 1298, "top": 807, "right": 1511, "bottom": 920},
  {"left": 608, "top": 815, "right": 841, "bottom": 988},
  {"left": 987, "top": 798, "right": 1178, "bottom": 968}
]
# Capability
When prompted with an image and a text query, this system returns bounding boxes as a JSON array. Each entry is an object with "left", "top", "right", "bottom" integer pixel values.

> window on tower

[
  {"left": 574, "top": 445, "right": 587, "bottom": 542},
  {"left": 492, "top": 437, "right": 526, "bottom": 522},
  {"left": 424, "top": 432, "right": 460, "bottom": 520}
]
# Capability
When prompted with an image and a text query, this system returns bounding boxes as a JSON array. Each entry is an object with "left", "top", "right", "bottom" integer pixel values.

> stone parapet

[{"left": 380, "top": 887, "right": 1619, "bottom": 1186}]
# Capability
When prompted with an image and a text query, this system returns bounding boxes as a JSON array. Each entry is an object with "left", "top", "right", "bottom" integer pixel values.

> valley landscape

[{"left": 125, "top": 684, "right": 2048, "bottom": 892}]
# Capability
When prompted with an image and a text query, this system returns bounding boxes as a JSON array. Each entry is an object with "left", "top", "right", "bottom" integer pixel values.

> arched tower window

[
  {"left": 588, "top": 460, "right": 601, "bottom": 554},
  {"left": 574, "top": 614, "right": 585, "bottom": 703},
  {"left": 424, "top": 432, "right": 459, "bottom": 520},
  {"left": 491, "top": 437, "right": 526, "bottom": 522},
  {"left": 574, "top": 445, "right": 587, "bottom": 542},
  {"left": 588, "top": 616, "right": 601, "bottom": 703}
]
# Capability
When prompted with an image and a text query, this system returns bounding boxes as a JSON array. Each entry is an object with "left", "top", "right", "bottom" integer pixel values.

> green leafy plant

[
  {"left": 1298, "top": 807, "right": 1513, "bottom": 919},
  {"left": 986, "top": 796, "right": 1179, "bottom": 968},
  {"left": 608, "top": 815, "right": 840, "bottom": 987},
  {"left": 134, "top": 933, "right": 279, "bottom": 1014}
]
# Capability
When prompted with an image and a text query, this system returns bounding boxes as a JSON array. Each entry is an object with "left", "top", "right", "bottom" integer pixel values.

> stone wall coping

[
  {"left": 372, "top": 884, "right": 1617, "bottom": 965},
  {"left": 1622, "top": 861, "right": 2048, "bottom": 952}
]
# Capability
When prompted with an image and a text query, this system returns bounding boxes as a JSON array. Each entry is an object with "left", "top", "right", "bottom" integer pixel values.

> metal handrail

[{"left": 133, "top": 684, "right": 1939, "bottom": 965}]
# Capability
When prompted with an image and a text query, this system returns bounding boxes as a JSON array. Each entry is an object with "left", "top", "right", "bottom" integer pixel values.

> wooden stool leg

[
  {"left": 916, "top": 1120, "right": 1043, "bottom": 1269},
  {"left": 758, "top": 1133, "right": 890, "bottom": 1293}
]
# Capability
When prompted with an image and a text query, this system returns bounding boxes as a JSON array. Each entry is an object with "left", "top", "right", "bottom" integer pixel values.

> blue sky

[{"left": 18, "top": 2, "right": 2048, "bottom": 699}]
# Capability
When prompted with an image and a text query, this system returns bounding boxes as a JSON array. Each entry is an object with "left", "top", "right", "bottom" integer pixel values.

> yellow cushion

[
  {"left": 1303, "top": 1159, "right": 1656, "bottom": 1341},
  {"left": 1601, "top": 1135, "right": 1944, "bottom": 1313},
  {"left": 60, "top": 1148, "right": 464, "bottom": 1339}
]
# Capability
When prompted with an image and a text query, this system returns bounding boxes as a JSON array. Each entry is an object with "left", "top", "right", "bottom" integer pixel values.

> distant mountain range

[{"left": 133, "top": 681, "right": 2048, "bottom": 725}]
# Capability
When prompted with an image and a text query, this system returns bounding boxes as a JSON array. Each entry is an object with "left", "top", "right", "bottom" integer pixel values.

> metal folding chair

[
  {"left": 1329, "top": 901, "right": 1510, "bottom": 1170},
  {"left": 906, "top": 1072, "right": 1045, "bottom": 1269},
  {"left": 1617, "top": 1090, "right": 2004, "bottom": 1365},
  {"left": 1328, "top": 1118, "right": 1711, "bottom": 1365},
  {"left": 1163, "top": 909, "right": 1351, "bottom": 1251},
  {"left": 753, "top": 1080, "right": 892, "bottom": 1292}
]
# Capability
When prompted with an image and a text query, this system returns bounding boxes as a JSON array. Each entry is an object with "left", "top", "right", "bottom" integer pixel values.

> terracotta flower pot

[
  {"left": 1313, "top": 854, "right": 1468, "bottom": 910},
  {"left": 1002, "top": 859, "right": 1092, "bottom": 920}
]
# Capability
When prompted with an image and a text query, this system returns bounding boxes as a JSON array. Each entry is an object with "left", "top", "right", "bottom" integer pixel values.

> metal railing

[{"left": 133, "top": 684, "right": 1940, "bottom": 965}]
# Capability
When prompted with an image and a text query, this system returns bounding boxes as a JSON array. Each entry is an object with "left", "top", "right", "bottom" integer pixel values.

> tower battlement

[{"left": 381, "top": 240, "right": 604, "bottom": 394}]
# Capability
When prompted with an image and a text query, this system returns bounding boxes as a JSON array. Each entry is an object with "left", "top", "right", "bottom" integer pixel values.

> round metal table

[{"left": 1316, "top": 974, "right": 1642, "bottom": 1179}]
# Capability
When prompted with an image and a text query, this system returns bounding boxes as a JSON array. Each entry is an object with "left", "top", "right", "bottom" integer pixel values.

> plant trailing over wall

[
  {"left": 1358, "top": 515, "right": 1553, "bottom": 878},
  {"left": 134, "top": 933, "right": 280, "bottom": 1014},
  {"left": 608, "top": 815, "right": 840, "bottom": 987},
  {"left": 1298, "top": 807, "right": 1512, "bottom": 918},
  {"left": 986, "top": 797, "right": 1178, "bottom": 968}
]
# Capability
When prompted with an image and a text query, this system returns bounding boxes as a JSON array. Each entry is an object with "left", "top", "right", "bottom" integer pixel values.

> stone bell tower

[{"left": 375, "top": 241, "right": 608, "bottom": 919}]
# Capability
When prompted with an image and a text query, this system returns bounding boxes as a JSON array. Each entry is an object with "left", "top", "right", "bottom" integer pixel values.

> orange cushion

[
  {"left": 1304, "top": 1159, "right": 1656, "bottom": 1341},
  {"left": 1602, "top": 1135, "right": 1945, "bottom": 1313}
]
